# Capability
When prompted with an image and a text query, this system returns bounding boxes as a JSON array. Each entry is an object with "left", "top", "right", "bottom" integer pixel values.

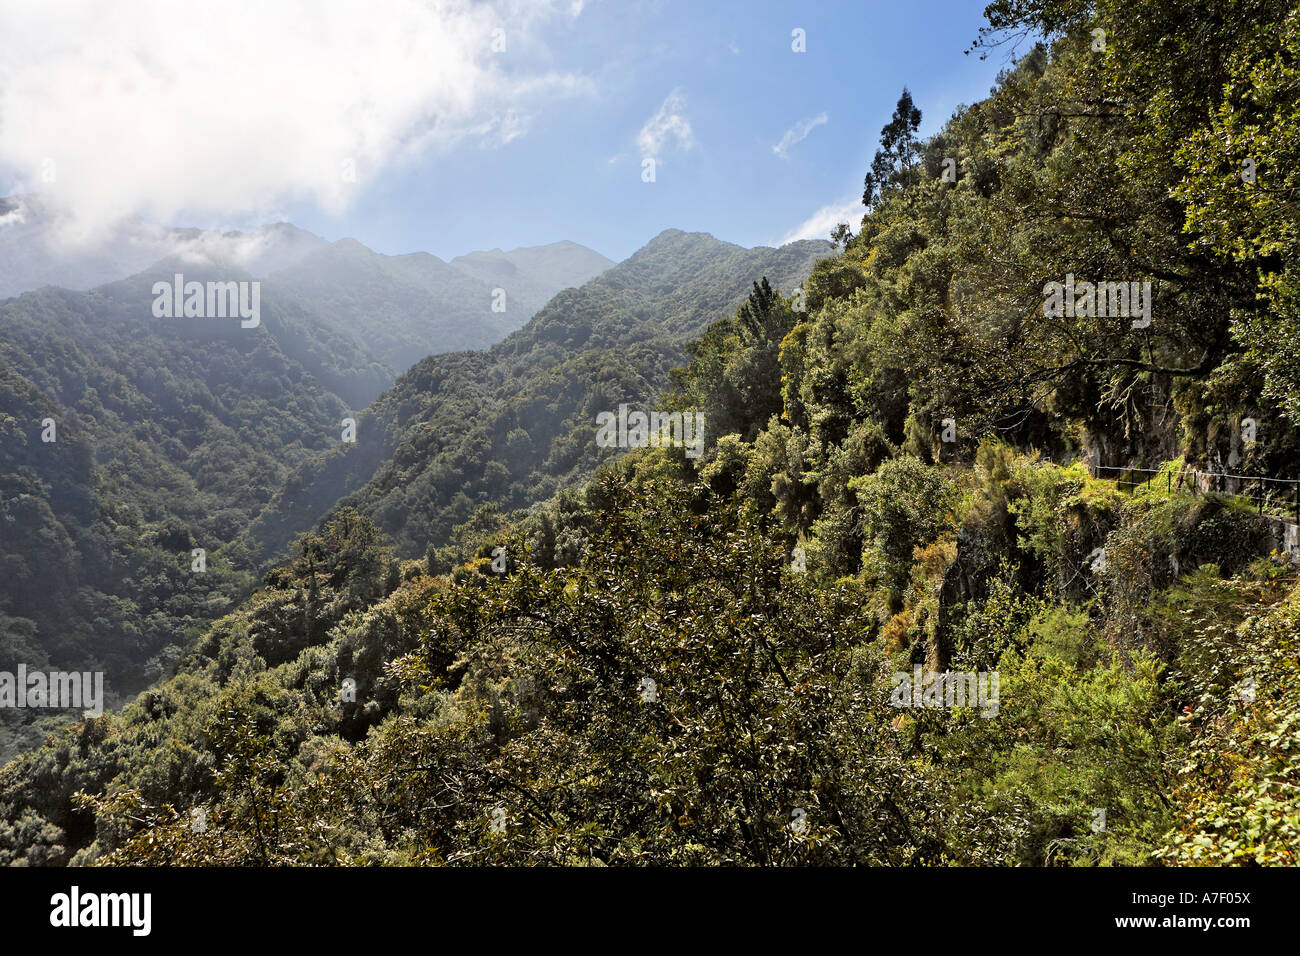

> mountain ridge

[
  {"left": 0, "top": 198, "right": 615, "bottom": 363},
  {"left": 0, "top": 222, "right": 825, "bottom": 759},
  {"left": 245, "top": 228, "right": 834, "bottom": 561}
]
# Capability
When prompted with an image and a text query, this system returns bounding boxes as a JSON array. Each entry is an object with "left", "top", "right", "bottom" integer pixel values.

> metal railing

[{"left": 1089, "top": 464, "right": 1300, "bottom": 523}]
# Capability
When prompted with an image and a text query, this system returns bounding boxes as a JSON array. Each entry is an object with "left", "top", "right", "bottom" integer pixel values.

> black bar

[{"left": 0, "top": 865, "right": 1286, "bottom": 944}]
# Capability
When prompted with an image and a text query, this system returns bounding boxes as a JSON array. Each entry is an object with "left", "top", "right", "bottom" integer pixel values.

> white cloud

[
  {"left": 0, "top": 0, "right": 589, "bottom": 241},
  {"left": 637, "top": 89, "right": 694, "bottom": 156},
  {"left": 778, "top": 195, "right": 862, "bottom": 245},
  {"left": 0, "top": 202, "right": 25, "bottom": 229},
  {"left": 772, "top": 112, "right": 828, "bottom": 159}
]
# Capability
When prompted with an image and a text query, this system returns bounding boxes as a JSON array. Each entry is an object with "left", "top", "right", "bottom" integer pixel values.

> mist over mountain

[
  {"left": 265, "top": 238, "right": 614, "bottom": 374},
  {"left": 0, "top": 197, "right": 614, "bottom": 379},
  {"left": 0, "top": 196, "right": 329, "bottom": 300},
  {"left": 451, "top": 241, "right": 617, "bottom": 313},
  {"left": 0, "top": 224, "right": 817, "bottom": 759},
  {"left": 246, "top": 228, "right": 833, "bottom": 561}
]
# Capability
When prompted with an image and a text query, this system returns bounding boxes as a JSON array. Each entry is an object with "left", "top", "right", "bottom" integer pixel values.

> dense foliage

[
  {"left": 0, "top": 270, "right": 372, "bottom": 758},
  {"left": 0, "top": 238, "right": 610, "bottom": 757},
  {"left": 246, "top": 230, "right": 832, "bottom": 563},
  {"left": 2, "top": 0, "right": 1299, "bottom": 866}
]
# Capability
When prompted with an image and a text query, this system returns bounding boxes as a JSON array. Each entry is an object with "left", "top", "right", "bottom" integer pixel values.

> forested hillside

[
  {"left": 0, "top": 264, "right": 386, "bottom": 757},
  {"left": 0, "top": 238, "right": 608, "bottom": 759},
  {"left": 245, "top": 229, "right": 832, "bottom": 562},
  {"left": 450, "top": 242, "right": 618, "bottom": 328},
  {"left": 264, "top": 238, "right": 614, "bottom": 373},
  {"left": 2, "top": 0, "right": 1299, "bottom": 867}
]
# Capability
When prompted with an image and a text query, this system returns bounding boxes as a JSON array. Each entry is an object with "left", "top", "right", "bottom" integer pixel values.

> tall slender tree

[{"left": 862, "top": 87, "right": 924, "bottom": 208}]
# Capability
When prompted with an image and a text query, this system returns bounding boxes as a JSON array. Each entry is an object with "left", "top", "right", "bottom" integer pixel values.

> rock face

[
  {"left": 931, "top": 481, "right": 1294, "bottom": 672},
  {"left": 935, "top": 511, "right": 1023, "bottom": 671},
  {"left": 1264, "top": 515, "right": 1300, "bottom": 563}
]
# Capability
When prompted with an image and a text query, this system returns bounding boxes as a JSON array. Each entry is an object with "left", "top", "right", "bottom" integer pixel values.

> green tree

[{"left": 862, "top": 87, "right": 924, "bottom": 207}]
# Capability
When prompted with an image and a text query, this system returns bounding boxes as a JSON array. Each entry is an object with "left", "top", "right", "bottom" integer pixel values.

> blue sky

[
  {"left": 302, "top": 0, "right": 1011, "bottom": 261},
  {"left": 1, "top": 0, "right": 1014, "bottom": 264}
]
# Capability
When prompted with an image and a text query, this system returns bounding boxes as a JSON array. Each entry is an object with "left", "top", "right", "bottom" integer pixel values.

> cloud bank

[{"left": 0, "top": 0, "right": 588, "bottom": 242}]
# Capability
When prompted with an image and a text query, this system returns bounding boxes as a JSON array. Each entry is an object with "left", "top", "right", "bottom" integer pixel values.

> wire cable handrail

[
  {"left": 1091, "top": 464, "right": 1300, "bottom": 486},
  {"left": 1087, "top": 463, "right": 1300, "bottom": 522}
]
